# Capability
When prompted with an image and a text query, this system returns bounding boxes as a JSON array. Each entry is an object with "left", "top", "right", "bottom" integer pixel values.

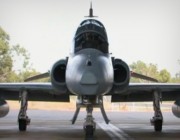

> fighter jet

[{"left": 0, "top": 4, "right": 180, "bottom": 137}]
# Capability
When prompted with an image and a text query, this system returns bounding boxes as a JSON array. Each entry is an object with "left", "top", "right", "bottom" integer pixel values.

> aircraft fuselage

[
  {"left": 50, "top": 19, "right": 130, "bottom": 96},
  {"left": 66, "top": 48, "right": 113, "bottom": 95},
  {"left": 65, "top": 19, "right": 114, "bottom": 96}
]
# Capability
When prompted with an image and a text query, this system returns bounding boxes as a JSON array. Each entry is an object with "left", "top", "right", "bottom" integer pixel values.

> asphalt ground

[{"left": 0, "top": 110, "right": 180, "bottom": 140}]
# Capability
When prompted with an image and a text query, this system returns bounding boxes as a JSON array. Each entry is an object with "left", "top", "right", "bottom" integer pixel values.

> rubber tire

[
  {"left": 85, "top": 125, "right": 94, "bottom": 137},
  {"left": 154, "top": 120, "right": 162, "bottom": 132},
  {"left": 19, "top": 119, "right": 27, "bottom": 131}
]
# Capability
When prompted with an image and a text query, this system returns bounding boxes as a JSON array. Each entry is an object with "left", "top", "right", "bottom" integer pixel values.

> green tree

[
  {"left": 11, "top": 45, "right": 30, "bottom": 70},
  {"left": 158, "top": 69, "right": 171, "bottom": 83},
  {"left": 0, "top": 26, "right": 39, "bottom": 82},
  {"left": 130, "top": 61, "right": 171, "bottom": 83},
  {"left": 171, "top": 75, "right": 180, "bottom": 83},
  {"left": 130, "top": 61, "right": 159, "bottom": 82},
  {"left": 171, "top": 60, "right": 180, "bottom": 83},
  {"left": 0, "top": 27, "right": 12, "bottom": 82},
  {"left": 130, "top": 61, "right": 147, "bottom": 82}
]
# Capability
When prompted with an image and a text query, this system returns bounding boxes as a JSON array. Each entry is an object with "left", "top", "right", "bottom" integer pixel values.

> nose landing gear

[
  {"left": 83, "top": 106, "right": 96, "bottom": 137},
  {"left": 71, "top": 95, "right": 109, "bottom": 137}
]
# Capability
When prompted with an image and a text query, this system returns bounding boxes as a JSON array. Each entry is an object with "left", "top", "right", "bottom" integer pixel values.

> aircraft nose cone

[{"left": 80, "top": 72, "right": 97, "bottom": 85}]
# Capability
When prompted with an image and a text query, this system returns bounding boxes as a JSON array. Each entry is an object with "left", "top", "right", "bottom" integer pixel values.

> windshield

[{"left": 74, "top": 19, "right": 109, "bottom": 53}]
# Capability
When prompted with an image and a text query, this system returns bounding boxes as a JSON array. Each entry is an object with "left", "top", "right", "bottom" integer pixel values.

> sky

[{"left": 0, "top": 0, "right": 180, "bottom": 76}]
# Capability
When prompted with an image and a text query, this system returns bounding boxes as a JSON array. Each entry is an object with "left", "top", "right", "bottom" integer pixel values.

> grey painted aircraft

[{"left": 0, "top": 4, "right": 180, "bottom": 137}]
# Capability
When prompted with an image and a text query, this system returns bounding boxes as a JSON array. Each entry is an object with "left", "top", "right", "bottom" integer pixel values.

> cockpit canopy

[{"left": 74, "top": 19, "right": 109, "bottom": 53}]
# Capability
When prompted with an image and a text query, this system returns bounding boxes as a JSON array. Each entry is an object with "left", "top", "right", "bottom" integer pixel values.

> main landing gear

[
  {"left": 150, "top": 90, "right": 163, "bottom": 132},
  {"left": 18, "top": 90, "right": 30, "bottom": 131},
  {"left": 71, "top": 96, "right": 109, "bottom": 137}
]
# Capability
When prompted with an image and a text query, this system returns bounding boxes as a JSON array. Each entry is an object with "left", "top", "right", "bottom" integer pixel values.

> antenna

[
  {"left": 85, "top": 1, "right": 98, "bottom": 18},
  {"left": 89, "top": 1, "right": 93, "bottom": 17}
]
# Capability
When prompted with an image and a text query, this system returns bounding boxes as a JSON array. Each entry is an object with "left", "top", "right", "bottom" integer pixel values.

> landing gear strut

[
  {"left": 150, "top": 90, "right": 163, "bottom": 132},
  {"left": 18, "top": 90, "right": 30, "bottom": 131},
  {"left": 83, "top": 105, "right": 96, "bottom": 137},
  {"left": 71, "top": 96, "right": 109, "bottom": 137}
]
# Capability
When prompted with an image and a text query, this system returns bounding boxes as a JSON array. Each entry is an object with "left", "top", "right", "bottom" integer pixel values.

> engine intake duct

[
  {"left": 112, "top": 59, "right": 130, "bottom": 93},
  {"left": 51, "top": 59, "right": 68, "bottom": 93}
]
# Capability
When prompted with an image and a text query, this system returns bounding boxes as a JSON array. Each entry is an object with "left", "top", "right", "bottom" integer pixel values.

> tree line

[
  {"left": 130, "top": 61, "right": 180, "bottom": 83},
  {"left": 0, "top": 26, "right": 40, "bottom": 82},
  {"left": 0, "top": 26, "right": 180, "bottom": 83}
]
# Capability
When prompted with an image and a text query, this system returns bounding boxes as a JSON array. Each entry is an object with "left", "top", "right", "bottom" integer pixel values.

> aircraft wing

[
  {"left": 1, "top": 82, "right": 180, "bottom": 103},
  {"left": 0, "top": 83, "right": 70, "bottom": 102},
  {"left": 111, "top": 83, "right": 180, "bottom": 102}
]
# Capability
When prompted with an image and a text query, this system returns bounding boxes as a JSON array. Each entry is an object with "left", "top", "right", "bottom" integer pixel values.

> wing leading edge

[
  {"left": 1, "top": 82, "right": 180, "bottom": 102},
  {"left": 0, "top": 83, "right": 70, "bottom": 102},
  {"left": 111, "top": 83, "right": 180, "bottom": 102}
]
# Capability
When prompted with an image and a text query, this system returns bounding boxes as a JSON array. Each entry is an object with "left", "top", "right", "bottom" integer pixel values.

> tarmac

[{"left": 0, "top": 110, "right": 180, "bottom": 140}]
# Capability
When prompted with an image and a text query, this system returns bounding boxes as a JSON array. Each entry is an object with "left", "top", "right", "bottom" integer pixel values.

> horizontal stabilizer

[
  {"left": 24, "top": 72, "right": 50, "bottom": 82},
  {"left": 131, "top": 71, "right": 158, "bottom": 82}
]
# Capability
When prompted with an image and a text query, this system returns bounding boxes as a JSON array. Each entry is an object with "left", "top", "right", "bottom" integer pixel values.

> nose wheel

[
  {"left": 83, "top": 106, "right": 96, "bottom": 137},
  {"left": 71, "top": 96, "right": 109, "bottom": 137},
  {"left": 85, "top": 125, "right": 94, "bottom": 137}
]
